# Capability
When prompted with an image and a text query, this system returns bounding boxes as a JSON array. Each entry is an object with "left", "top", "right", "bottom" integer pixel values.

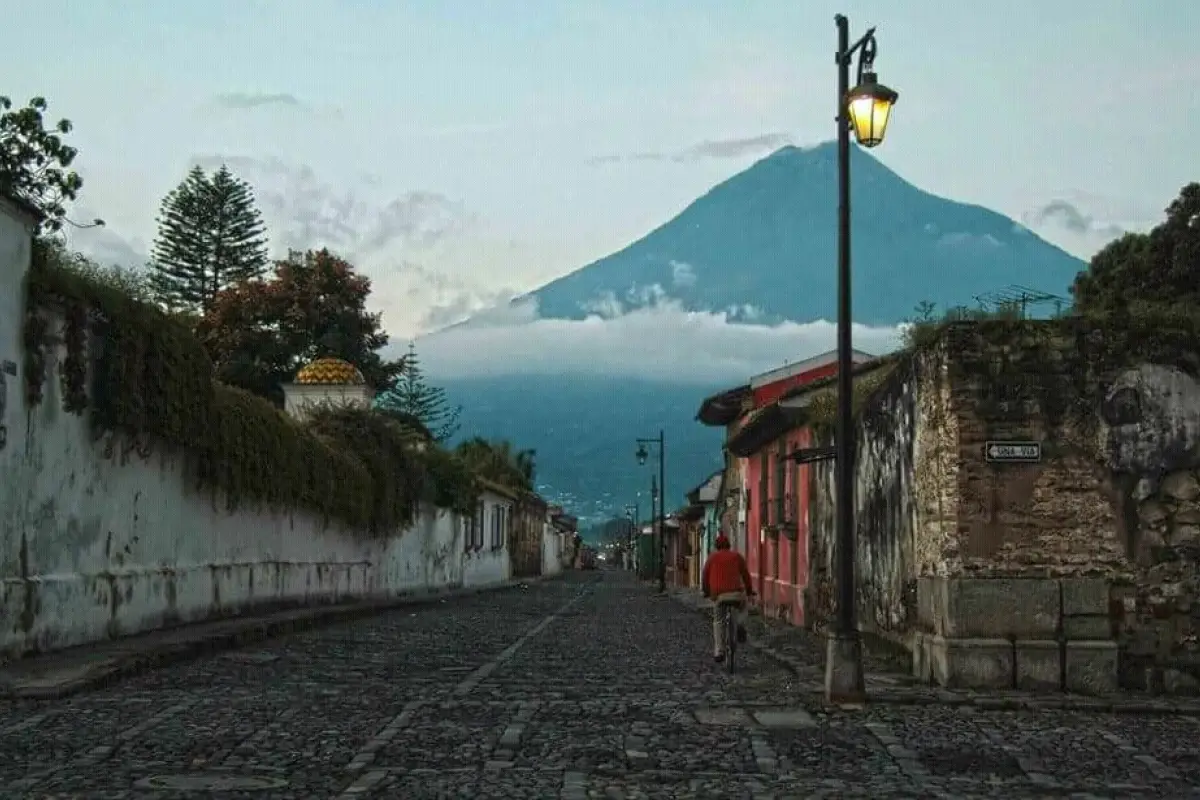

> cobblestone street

[{"left": 3, "top": 571, "right": 1200, "bottom": 798}]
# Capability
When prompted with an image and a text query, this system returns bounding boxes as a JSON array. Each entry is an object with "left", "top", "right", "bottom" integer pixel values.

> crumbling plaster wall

[{"left": 0, "top": 209, "right": 501, "bottom": 662}]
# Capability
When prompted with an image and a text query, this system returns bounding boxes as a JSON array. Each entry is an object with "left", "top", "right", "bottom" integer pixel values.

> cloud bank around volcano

[{"left": 416, "top": 289, "right": 905, "bottom": 385}]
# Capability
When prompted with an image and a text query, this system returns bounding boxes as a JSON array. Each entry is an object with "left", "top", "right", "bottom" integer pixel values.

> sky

[{"left": 4, "top": 0, "right": 1196, "bottom": 381}]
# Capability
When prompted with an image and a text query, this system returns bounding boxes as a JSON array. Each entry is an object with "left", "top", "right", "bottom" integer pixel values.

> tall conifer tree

[
  {"left": 150, "top": 164, "right": 268, "bottom": 313},
  {"left": 373, "top": 342, "right": 462, "bottom": 442}
]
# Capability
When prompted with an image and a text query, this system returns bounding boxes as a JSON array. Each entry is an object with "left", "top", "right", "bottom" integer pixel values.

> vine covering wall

[{"left": 22, "top": 240, "right": 482, "bottom": 537}]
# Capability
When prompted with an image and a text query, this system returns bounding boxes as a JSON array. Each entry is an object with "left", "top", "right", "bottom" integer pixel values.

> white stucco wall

[
  {"left": 0, "top": 208, "right": 523, "bottom": 659},
  {"left": 462, "top": 547, "right": 510, "bottom": 588},
  {"left": 460, "top": 490, "right": 512, "bottom": 588},
  {"left": 0, "top": 328, "right": 467, "bottom": 657},
  {"left": 0, "top": 200, "right": 34, "bottom": 491},
  {"left": 281, "top": 383, "right": 374, "bottom": 421}
]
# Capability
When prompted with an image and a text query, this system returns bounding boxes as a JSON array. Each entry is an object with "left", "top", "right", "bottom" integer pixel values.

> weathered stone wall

[
  {"left": 920, "top": 323, "right": 1200, "bottom": 692},
  {"left": 938, "top": 324, "right": 1129, "bottom": 577},
  {"left": 509, "top": 496, "right": 546, "bottom": 579},
  {"left": 803, "top": 321, "right": 1200, "bottom": 693},
  {"left": 805, "top": 348, "right": 950, "bottom": 642}
]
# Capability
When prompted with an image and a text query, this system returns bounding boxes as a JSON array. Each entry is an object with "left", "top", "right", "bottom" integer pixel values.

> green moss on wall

[{"left": 23, "top": 239, "right": 482, "bottom": 536}]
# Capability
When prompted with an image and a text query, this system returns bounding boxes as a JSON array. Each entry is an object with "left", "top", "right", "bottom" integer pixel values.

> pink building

[{"left": 697, "top": 349, "right": 874, "bottom": 627}]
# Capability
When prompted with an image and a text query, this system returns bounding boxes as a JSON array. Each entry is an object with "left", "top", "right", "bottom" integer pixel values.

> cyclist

[{"left": 700, "top": 533, "right": 755, "bottom": 662}]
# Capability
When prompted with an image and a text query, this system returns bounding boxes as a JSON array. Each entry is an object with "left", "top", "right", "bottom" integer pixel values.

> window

[
  {"left": 773, "top": 442, "right": 787, "bottom": 524},
  {"left": 758, "top": 451, "right": 769, "bottom": 526},
  {"left": 772, "top": 443, "right": 792, "bottom": 525},
  {"left": 470, "top": 502, "right": 484, "bottom": 550},
  {"left": 491, "top": 505, "right": 505, "bottom": 550}
]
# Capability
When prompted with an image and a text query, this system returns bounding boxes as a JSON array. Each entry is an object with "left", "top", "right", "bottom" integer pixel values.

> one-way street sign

[{"left": 985, "top": 441, "right": 1042, "bottom": 463}]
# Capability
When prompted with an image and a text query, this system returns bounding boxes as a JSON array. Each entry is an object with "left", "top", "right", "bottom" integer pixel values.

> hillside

[
  {"left": 440, "top": 375, "right": 724, "bottom": 523},
  {"left": 523, "top": 143, "right": 1083, "bottom": 325},
  {"left": 429, "top": 143, "right": 1092, "bottom": 519}
]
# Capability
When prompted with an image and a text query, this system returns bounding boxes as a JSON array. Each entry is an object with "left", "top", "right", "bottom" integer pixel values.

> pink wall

[
  {"left": 745, "top": 452, "right": 764, "bottom": 598},
  {"left": 739, "top": 359, "right": 841, "bottom": 627},
  {"left": 742, "top": 423, "right": 815, "bottom": 627}
]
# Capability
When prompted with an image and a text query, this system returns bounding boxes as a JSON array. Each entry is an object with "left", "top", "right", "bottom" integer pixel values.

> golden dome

[{"left": 295, "top": 357, "right": 366, "bottom": 385}]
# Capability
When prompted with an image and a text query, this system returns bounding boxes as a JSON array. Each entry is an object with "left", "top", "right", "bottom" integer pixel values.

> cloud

[
  {"left": 416, "top": 294, "right": 904, "bottom": 384},
  {"left": 587, "top": 133, "right": 794, "bottom": 166},
  {"left": 936, "top": 232, "right": 1003, "bottom": 250},
  {"left": 65, "top": 205, "right": 149, "bottom": 268},
  {"left": 363, "top": 192, "right": 474, "bottom": 252},
  {"left": 213, "top": 92, "right": 304, "bottom": 110},
  {"left": 670, "top": 260, "right": 697, "bottom": 288},
  {"left": 417, "top": 285, "right": 521, "bottom": 332},
  {"left": 686, "top": 134, "right": 794, "bottom": 160},
  {"left": 1025, "top": 200, "right": 1126, "bottom": 240},
  {"left": 188, "top": 155, "right": 475, "bottom": 258}
]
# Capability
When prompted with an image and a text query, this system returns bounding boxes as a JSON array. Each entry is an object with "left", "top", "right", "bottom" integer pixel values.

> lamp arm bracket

[{"left": 839, "top": 27, "right": 877, "bottom": 66}]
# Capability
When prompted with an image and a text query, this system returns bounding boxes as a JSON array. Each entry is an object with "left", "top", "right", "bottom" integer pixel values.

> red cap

[{"left": 714, "top": 534, "right": 731, "bottom": 549}]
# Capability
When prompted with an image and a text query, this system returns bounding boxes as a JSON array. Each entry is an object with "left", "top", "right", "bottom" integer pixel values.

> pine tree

[
  {"left": 373, "top": 343, "right": 462, "bottom": 442},
  {"left": 150, "top": 164, "right": 268, "bottom": 314}
]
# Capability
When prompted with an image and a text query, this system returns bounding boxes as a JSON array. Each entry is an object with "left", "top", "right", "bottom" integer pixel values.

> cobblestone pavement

[
  {"left": 669, "top": 586, "right": 1200, "bottom": 716},
  {"left": 3, "top": 571, "right": 1200, "bottom": 798}
]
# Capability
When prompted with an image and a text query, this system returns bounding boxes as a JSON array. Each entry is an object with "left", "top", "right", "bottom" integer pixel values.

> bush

[{"left": 23, "top": 238, "right": 480, "bottom": 535}]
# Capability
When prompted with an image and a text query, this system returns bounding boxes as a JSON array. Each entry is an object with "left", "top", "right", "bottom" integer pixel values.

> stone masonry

[{"left": 808, "top": 321, "right": 1200, "bottom": 694}]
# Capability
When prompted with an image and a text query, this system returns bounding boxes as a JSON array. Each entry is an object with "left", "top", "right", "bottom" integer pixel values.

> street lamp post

[
  {"left": 827, "top": 14, "right": 899, "bottom": 704},
  {"left": 650, "top": 477, "right": 661, "bottom": 587},
  {"left": 624, "top": 502, "right": 639, "bottom": 571},
  {"left": 635, "top": 431, "right": 667, "bottom": 593}
]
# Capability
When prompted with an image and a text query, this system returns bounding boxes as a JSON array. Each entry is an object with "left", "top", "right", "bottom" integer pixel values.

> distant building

[{"left": 281, "top": 357, "right": 375, "bottom": 421}]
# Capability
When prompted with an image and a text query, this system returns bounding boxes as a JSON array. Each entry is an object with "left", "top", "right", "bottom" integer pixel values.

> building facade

[{"left": 696, "top": 350, "right": 874, "bottom": 626}]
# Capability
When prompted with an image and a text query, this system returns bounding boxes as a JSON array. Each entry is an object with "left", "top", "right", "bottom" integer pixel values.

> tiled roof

[
  {"left": 295, "top": 357, "right": 366, "bottom": 386},
  {"left": 726, "top": 404, "right": 808, "bottom": 457},
  {"left": 696, "top": 384, "right": 752, "bottom": 427}
]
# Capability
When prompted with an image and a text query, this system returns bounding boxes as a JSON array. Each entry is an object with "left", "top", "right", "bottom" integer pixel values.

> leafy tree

[
  {"left": 1072, "top": 183, "right": 1200, "bottom": 318},
  {"left": 902, "top": 298, "right": 1026, "bottom": 350},
  {"left": 0, "top": 96, "right": 85, "bottom": 234},
  {"left": 912, "top": 300, "right": 938, "bottom": 323},
  {"left": 196, "top": 248, "right": 404, "bottom": 406},
  {"left": 455, "top": 437, "right": 536, "bottom": 491},
  {"left": 150, "top": 164, "right": 269, "bottom": 314},
  {"left": 373, "top": 343, "right": 462, "bottom": 442}
]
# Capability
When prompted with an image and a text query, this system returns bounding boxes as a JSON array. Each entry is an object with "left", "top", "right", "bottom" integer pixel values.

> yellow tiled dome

[{"left": 295, "top": 357, "right": 365, "bottom": 385}]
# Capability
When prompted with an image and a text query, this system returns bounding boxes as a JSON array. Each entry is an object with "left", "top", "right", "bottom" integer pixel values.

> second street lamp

[
  {"left": 826, "top": 13, "right": 899, "bottom": 705},
  {"left": 624, "top": 502, "right": 639, "bottom": 572},
  {"left": 635, "top": 431, "right": 667, "bottom": 593}
]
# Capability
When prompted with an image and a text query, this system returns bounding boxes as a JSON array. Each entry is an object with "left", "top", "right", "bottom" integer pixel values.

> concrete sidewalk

[
  {"left": 0, "top": 575, "right": 559, "bottom": 701},
  {"left": 666, "top": 584, "right": 1200, "bottom": 716}
]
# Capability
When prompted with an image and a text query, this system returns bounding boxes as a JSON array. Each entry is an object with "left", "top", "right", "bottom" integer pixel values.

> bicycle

[{"left": 717, "top": 596, "right": 742, "bottom": 673}]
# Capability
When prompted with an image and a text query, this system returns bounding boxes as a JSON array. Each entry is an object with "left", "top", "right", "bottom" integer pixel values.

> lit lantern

[{"left": 845, "top": 70, "right": 898, "bottom": 148}]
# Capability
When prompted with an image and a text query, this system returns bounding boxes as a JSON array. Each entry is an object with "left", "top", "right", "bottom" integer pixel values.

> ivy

[
  {"left": 803, "top": 359, "right": 901, "bottom": 436},
  {"left": 58, "top": 301, "right": 88, "bottom": 413},
  {"left": 22, "top": 309, "right": 48, "bottom": 406},
  {"left": 905, "top": 311, "right": 1200, "bottom": 439},
  {"left": 796, "top": 303, "right": 1200, "bottom": 449},
  {"left": 23, "top": 239, "right": 485, "bottom": 537}
]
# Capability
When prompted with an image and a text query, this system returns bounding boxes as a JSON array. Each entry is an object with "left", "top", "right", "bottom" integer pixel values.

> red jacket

[{"left": 702, "top": 549, "right": 752, "bottom": 597}]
